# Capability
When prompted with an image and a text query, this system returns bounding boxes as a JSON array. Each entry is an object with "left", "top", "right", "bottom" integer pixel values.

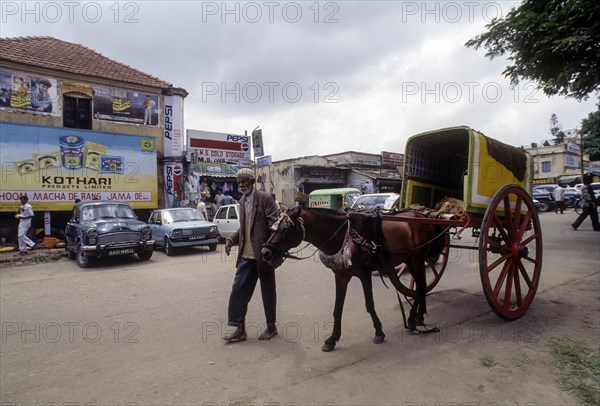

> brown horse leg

[
  {"left": 358, "top": 272, "right": 385, "bottom": 344},
  {"left": 407, "top": 256, "right": 427, "bottom": 330},
  {"left": 323, "top": 273, "right": 351, "bottom": 352}
]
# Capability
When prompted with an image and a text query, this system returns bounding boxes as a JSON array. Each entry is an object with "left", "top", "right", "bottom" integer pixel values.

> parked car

[
  {"left": 65, "top": 200, "right": 154, "bottom": 268},
  {"left": 563, "top": 187, "right": 581, "bottom": 207},
  {"left": 351, "top": 193, "right": 400, "bottom": 210},
  {"left": 531, "top": 186, "right": 555, "bottom": 212},
  {"left": 147, "top": 208, "right": 220, "bottom": 255},
  {"left": 213, "top": 204, "right": 240, "bottom": 239}
]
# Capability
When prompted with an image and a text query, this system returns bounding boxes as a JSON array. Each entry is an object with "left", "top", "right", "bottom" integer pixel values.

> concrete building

[
  {"left": 525, "top": 136, "right": 599, "bottom": 184},
  {"left": 0, "top": 36, "right": 187, "bottom": 241},
  {"left": 255, "top": 151, "right": 403, "bottom": 207}
]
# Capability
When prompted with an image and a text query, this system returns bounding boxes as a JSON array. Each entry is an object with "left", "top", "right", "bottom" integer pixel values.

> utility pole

[{"left": 579, "top": 127, "right": 585, "bottom": 180}]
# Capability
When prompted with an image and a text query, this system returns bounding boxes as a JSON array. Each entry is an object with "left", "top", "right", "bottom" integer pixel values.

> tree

[
  {"left": 465, "top": 0, "right": 600, "bottom": 100},
  {"left": 549, "top": 114, "right": 565, "bottom": 144},
  {"left": 580, "top": 103, "right": 600, "bottom": 160}
]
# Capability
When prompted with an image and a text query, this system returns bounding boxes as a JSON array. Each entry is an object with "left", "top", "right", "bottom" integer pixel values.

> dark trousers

[
  {"left": 227, "top": 258, "right": 276, "bottom": 329},
  {"left": 555, "top": 201, "right": 565, "bottom": 213},
  {"left": 572, "top": 206, "right": 600, "bottom": 231}
]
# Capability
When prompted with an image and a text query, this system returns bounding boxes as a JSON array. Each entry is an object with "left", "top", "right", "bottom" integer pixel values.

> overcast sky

[{"left": 2, "top": 0, "right": 597, "bottom": 161}]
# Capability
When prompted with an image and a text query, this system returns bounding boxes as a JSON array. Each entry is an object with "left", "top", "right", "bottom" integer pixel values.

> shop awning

[
  {"left": 557, "top": 174, "right": 581, "bottom": 184},
  {"left": 190, "top": 163, "right": 240, "bottom": 178}
]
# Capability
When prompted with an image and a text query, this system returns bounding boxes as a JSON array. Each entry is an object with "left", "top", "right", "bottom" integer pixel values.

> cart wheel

[
  {"left": 479, "top": 184, "right": 542, "bottom": 320},
  {"left": 394, "top": 232, "right": 450, "bottom": 297}
]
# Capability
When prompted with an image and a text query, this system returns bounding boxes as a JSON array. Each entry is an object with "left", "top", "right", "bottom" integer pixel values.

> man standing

[
  {"left": 553, "top": 184, "right": 565, "bottom": 214},
  {"left": 142, "top": 95, "right": 155, "bottom": 125},
  {"left": 223, "top": 168, "right": 279, "bottom": 342},
  {"left": 15, "top": 195, "right": 36, "bottom": 255}
]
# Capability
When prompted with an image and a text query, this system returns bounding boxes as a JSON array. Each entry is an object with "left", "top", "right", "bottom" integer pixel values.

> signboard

[
  {"left": 0, "top": 70, "right": 59, "bottom": 115},
  {"left": 187, "top": 129, "right": 251, "bottom": 164},
  {"left": 566, "top": 143, "right": 581, "bottom": 154},
  {"left": 0, "top": 122, "right": 158, "bottom": 211},
  {"left": 163, "top": 160, "right": 184, "bottom": 208},
  {"left": 252, "top": 129, "right": 264, "bottom": 157},
  {"left": 256, "top": 155, "right": 272, "bottom": 168},
  {"left": 382, "top": 151, "right": 404, "bottom": 167},
  {"left": 93, "top": 86, "right": 159, "bottom": 126},
  {"left": 164, "top": 95, "right": 184, "bottom": 156}
]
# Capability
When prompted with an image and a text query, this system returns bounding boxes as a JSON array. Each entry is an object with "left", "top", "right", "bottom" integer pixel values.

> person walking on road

[
  {"left": 554, "top": 184, "right": 565, "bottom": 214},
  {"left": 223, "top": 168, "right": 280, "bottom": 342},
  {"left": 15, "top": 195, "right": 37, "bottom": 255},
  {"left": 571, "top": 173, "right": 600, "bottom": 231}
]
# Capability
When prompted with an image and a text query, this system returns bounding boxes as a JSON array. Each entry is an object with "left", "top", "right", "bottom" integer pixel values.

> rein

[{"left": 283, "top": 214, "right": 351, "bottom": 261}]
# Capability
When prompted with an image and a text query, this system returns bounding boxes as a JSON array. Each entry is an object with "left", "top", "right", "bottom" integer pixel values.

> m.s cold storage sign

[{"left": 187, "top": 129, "right": 251, "bottom": 164}]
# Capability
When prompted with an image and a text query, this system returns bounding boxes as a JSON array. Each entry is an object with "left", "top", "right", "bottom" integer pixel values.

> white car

[
  {"left": 351, "top": 193, "right": 400, "bottom": 211},
  {"left": 213, "top": 204, "right": 240, "bottom": 239}
]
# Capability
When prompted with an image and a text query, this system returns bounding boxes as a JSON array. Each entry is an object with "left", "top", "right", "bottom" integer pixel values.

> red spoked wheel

[
  {"left": 394, "top": 232, "right": 450, "bottom": 297},
  {"left": 479, "top": 185, "right": 542, "bottom": 320}
]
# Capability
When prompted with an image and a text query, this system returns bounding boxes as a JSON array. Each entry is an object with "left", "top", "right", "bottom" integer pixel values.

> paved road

[{"left": 1, "top": 211, "right": 598, "bottom": 405}]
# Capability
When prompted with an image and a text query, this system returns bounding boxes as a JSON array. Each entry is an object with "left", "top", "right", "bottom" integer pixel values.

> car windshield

[
  {"left": 162, "top": 209, "right": 204, "bottom": 224},
  {"left": 353, "top": 194, "right": 399, "bottom": 210},
  {"left": 81, "top": 204, "right": 136, "bottom": 220}
]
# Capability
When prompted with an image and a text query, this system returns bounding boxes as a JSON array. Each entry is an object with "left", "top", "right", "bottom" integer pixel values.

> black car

[
  {"left": 531, "top": 186, "right": 555, "bottom": 212},
  {"left": 65, "top": 200, "right": 154, "bottom": 268}
]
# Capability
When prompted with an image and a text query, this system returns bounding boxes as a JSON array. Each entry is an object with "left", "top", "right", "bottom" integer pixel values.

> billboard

[
  {"left": 187, "top": 129, "right": 251, "bottom": 164},
  {"left": 93, "top": 86, "right": 159, "bottom": 126},
  {"left": 0, "top": 69, "right": 59, "bottom": 115},
  {"left": 0, "top": 122, "right": 158, "bottom": 211}
]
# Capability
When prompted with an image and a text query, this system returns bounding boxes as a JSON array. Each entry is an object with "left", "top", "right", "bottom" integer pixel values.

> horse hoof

[
  {"left": 322, "top": 342, "right": 336, "bottom": 352},
  {"left": 373, "top": 335, "right": 385, "bottom": 344}
]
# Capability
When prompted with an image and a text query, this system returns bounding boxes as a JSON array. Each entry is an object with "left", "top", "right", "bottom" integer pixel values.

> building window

[
  {"left": 63, "top": 94, "right": 92, "bottom": 129},
  {"left": 541, "top": 161, "right": 551, "bottom": 173}
]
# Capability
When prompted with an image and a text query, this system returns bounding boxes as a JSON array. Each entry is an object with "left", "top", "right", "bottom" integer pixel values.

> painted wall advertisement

[
  {"left": 0, "top": 69, "right": 59, "bottom": 115},
  {"left": 187, "top": 129, "right": 251, "bottom": 164},
  {"left": 93, "top": 86, "right": 159, "bottom": 126},
  {"left": 0, "top": 122, "right": 158, "bottom": 211}
]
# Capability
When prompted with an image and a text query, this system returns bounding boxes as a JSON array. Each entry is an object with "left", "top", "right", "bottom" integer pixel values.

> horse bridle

[{"left": 264, "top": 211, "right": 351, "bottom": 261}]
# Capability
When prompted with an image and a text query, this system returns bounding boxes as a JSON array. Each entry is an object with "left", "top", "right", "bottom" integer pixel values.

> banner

[
  {"left": 93, "top": 86, "right": 159, "bottom": 126},
  {"left": 163, "top": 95, "right": 184, "bottom": 156},
  {"left": 163, "top": 161, "right": 184, "bottom": 208},
  {"left": 0, "top": 123, "right": 158, "bottom": 211},
  {"left": 0, "top": 70, "right": 59, "bottom": 115}
]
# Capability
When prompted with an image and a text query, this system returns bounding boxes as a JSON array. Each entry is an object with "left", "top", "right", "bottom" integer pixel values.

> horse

[{"left": 261, "top": 206, "right": 446, "bottom": 352}]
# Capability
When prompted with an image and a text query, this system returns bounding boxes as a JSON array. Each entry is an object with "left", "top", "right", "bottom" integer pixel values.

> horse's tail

[{"left": 426, "top": 226, "right": 447, "bottom": 261}]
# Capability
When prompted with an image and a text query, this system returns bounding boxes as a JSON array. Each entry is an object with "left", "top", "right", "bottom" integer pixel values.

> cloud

[{"left": 1, "top": 0, "right": 596, "bottom": 162}]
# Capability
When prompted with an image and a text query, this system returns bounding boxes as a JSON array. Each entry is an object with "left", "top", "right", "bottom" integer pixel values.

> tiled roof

[{"left": 0, "top": 36, "right": 172, "bottom": 89}]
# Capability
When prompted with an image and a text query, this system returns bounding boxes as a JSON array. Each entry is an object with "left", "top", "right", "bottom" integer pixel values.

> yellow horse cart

[{"left": 389, "top": 126, "right": 542, "bottom": 320}]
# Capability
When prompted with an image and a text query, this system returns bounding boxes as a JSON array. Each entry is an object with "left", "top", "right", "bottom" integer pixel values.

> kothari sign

[{"left": 0, "top": 122, "right": 158, "bottom": 211}]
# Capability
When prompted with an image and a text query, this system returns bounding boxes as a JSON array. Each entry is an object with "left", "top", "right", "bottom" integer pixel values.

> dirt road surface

[{"left": 1, "top": 212, "right": 598, "bottom": 405}]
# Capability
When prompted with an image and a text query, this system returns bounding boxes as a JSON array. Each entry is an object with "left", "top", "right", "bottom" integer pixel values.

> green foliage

[
  {"left": 466, "top": 0, "right": 600, "bottom": 100},
  {"left": 580, "top": 103, "right": 600, "bottom": 160},
  {"left": 550, "top": 338, "right": 600, "bottom": 405}
]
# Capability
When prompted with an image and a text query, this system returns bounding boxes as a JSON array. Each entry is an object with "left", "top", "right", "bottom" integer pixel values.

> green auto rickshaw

[{"left": 308, "top": 188, "right": 361, "bottom": 210}]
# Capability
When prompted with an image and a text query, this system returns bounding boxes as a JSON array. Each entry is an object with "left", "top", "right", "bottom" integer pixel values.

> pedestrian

[
  {"left": 553, "top": 184, "right": 565, "bottom": 214},
  {"left": 571, "top": 173, "right": 600, "bottom": 231},
  {"left": 223, "top": 168, "right": 280, "bottom": 342},
  {"left": 197, "top": 197, "right": 208, "bottom": 221},
  {"left": 214, "top": 188, "right": 224, "bottom": 210},
  {"left": 15, "top": 195, "right": 37, "bottom": 255}
]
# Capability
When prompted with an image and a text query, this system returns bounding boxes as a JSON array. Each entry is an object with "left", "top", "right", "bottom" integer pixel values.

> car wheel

[
  {"left": 165, "top": 237, "right": 175, "bottom": 256},
  {"left": 538, "top": 200, "right": 550, "bottom": 212},
  {"left": 76, "top": 242, "right": 90, "bottom": 268},
  {"left": 208, "top": 243, "right": 217, "bottom": 252},
  {"left": 138, "top": 250, "right": 153, "bottom": 261}
]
